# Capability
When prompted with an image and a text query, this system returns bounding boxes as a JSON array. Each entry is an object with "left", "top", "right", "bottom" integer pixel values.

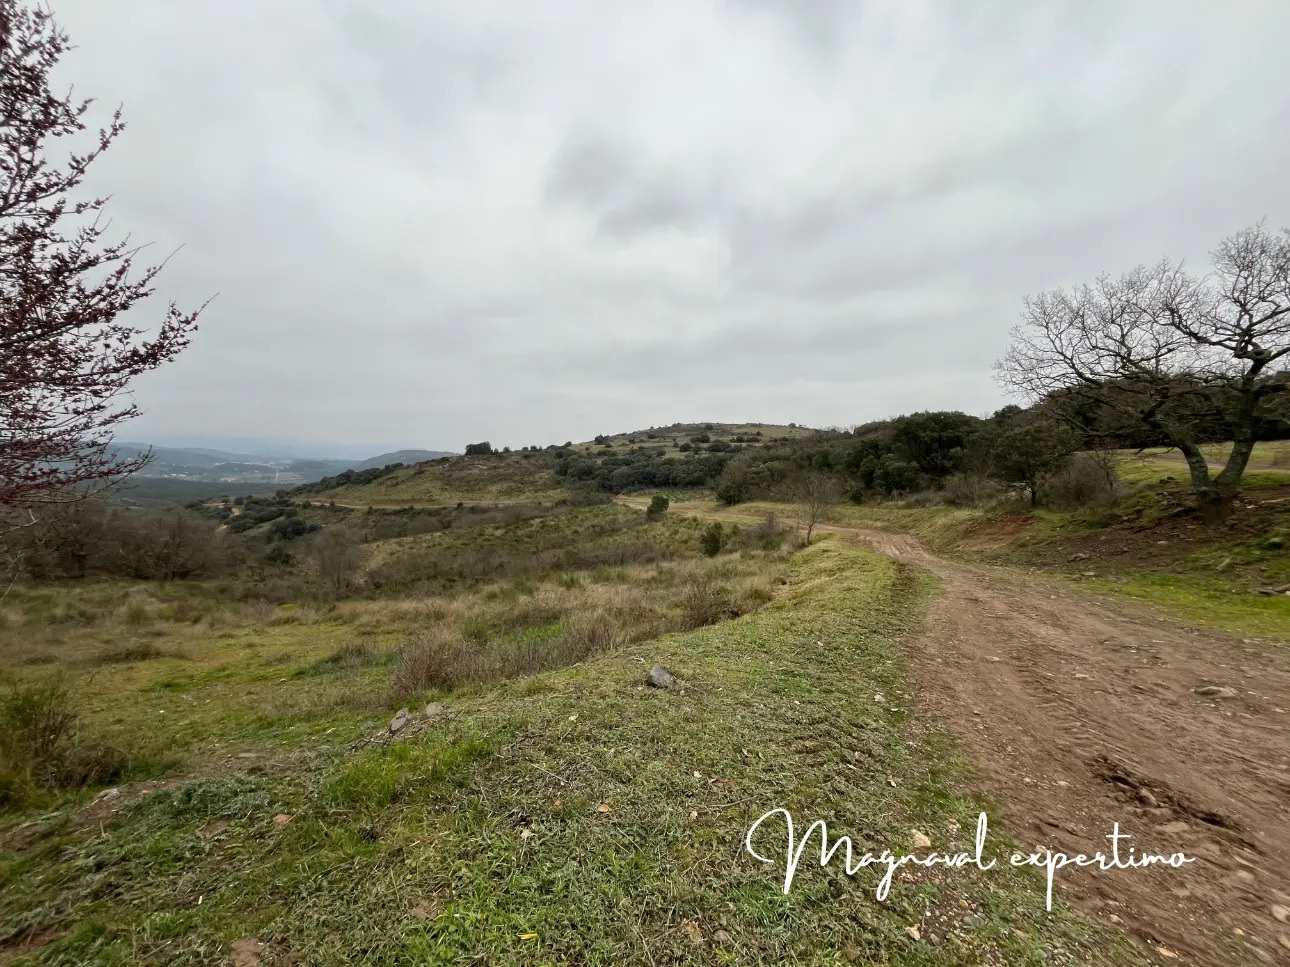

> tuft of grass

[
  {"left": 0, "top": 674, "right": 140, "bottom": 808},
  {"left": 292, "top": 640, "right": 397, "bottom": 678},
  {"left": 93, "top": 643, "right": 182, "bottom": 664}
]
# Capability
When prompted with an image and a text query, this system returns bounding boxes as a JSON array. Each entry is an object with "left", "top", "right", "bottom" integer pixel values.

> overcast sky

[{"left": 49, "top": 0, "right": 1290, "bottom": 455}]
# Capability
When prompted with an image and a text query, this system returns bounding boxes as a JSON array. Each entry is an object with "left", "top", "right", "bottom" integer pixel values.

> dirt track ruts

[{"left": 666, "top": 504, "right": 1290, "bottom": 965}]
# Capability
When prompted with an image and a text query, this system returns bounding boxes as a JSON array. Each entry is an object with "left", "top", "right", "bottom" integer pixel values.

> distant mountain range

[{"left": 111, "top": 443, "right": 455, "bottom": 485}]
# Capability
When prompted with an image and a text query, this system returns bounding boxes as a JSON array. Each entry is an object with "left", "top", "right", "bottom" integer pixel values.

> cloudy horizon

[{"left": 49, "top": 0, "right": 1290, "bottom": 455}]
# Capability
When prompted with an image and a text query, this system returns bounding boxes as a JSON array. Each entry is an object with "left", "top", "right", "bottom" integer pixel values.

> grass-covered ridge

[{"left": 0, "top": 542, "right": 1141, "bottom": 965}]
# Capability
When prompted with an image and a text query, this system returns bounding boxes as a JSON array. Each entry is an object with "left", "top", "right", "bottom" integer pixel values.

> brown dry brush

[
  {"left": 0, "top": 2, "right": 207, "bottom": 513},
  {"left": 390, "top": 571, "right": 767, "bottom": 698}
]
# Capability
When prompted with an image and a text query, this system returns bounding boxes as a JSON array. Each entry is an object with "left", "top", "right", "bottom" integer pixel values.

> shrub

[
  {"left": 646, "top": 494, "right": 670, "bottom": 519},
  {"left": 941, "top": 473, "right": 993, "bottom": 507},
  {"left": 679, "top": 576, "right": 741, "bottom": 630},
  {"left": 392, "top": 627, "right": 489, "bottom": 697},
  {"left": 1044, "top": 452, "right": 1119, "bottom": 509},
  {"left": 700, "top": 522, "right": 725, "bottom": 557},
  {"left": 0, "top": 674, "right": 131, "bottom": 807},
  {"left": 302, "top": 527, "right": 364, "bottom": 597},
  {"left": 464, "top": 442, "right": 493, "bottom": 455},
  {"left": 556, "top": 610, "right": 622, "bottom": 662},
  {"left": 751, "top": 511, "right": 785, "bottom": 549}
]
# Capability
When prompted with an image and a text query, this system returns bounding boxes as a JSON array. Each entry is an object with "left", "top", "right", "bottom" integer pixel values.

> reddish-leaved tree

[{"left": 0, "top": 1, "right": 206, "bottom": 514}]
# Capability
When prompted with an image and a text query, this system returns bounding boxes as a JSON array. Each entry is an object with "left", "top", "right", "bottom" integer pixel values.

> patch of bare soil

[{"left": 852, "top": 525, "right": 1290, "bottom": 966}]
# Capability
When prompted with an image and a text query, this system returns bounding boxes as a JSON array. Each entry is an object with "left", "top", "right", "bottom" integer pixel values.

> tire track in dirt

[
  {"left": 839, "top": 524, "right": 1290, "bottom": 965},
  {"left": 641, "top": 502, "right": 1290, "bottom": 964}
]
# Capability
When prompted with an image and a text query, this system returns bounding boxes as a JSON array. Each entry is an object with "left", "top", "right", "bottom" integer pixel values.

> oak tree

[{"left": 997, "top": 223, "right": 1290, "bottom": 519}]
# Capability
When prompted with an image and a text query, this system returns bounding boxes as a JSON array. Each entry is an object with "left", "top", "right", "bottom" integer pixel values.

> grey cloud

[
  {"left": 546, "top": 136, "right": 717, "bottom": 240},
  {"left": 37, "top": 0, "right": 1290, "bottom": 451}
]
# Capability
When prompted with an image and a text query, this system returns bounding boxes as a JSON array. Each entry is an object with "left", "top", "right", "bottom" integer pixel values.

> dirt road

[
  {"left": 657, "top": 503, "right": 1290, "bottom": 965},
  {"left": 858, "top": 526, "right": 1290, "bottom": 966}
]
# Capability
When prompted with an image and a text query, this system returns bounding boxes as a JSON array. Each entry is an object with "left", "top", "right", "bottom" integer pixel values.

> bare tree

[
  {"left": 303, "top": 527, "right": 364, "bottom": 597},
  {"left": 0, "top": 3, "right": 207, "bottom": 513},
  {"left": 790, "top": 472, "right": 844, "bottom": 545},
  {"left": 997, "top": 223, "right": 1290, "bottom": 520}
]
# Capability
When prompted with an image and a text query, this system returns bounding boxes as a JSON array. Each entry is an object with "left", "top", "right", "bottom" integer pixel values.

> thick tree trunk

[
  {"left": 1215, "top": 436, "right": 1256, "bottom": 496},
  {"left": 1173, "top": 439, "right": 1229, "bottom": 523}
]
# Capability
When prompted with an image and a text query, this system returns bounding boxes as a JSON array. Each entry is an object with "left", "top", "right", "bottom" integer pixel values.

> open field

[
  {"left": 6, "top": 437, "right": 1290, "bottom": 965},
  {"left": 1, "top": 533, "right": 1151, "bottom": 966},
  {"left": 1115, "top": 442, "right": 1290, "bottom": 490}
]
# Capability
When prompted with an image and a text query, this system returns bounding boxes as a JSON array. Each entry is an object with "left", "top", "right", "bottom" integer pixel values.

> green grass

[
  {"left": 311, "top": 452, "right": 570, "bottom": 507},
  {"left": 0, "top": 543, "right": 1143, "bottom": 965},
  {"left": 1114, "top": 441, "right": 1290, "bottom": 488},
  {"left": 1072, "top": 573, "right": 1290, "bottom": 639},
  {"left": 366, "top": 503, "right": 712, "bottom": 591}
]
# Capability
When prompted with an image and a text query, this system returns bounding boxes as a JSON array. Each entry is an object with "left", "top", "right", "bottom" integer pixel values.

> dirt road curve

[
  {"left": 850, "top": 525, "right": 1290, "bottom": 966},
  {"left": 655, "top": 502, "right": 1290, "bottom": 965}
]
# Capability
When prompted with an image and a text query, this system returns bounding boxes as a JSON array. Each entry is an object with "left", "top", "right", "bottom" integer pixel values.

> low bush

[
  {"left": 679, "top": 575, "right": 742, "bottom": 630},
  {"left": 0, "top": 673, "right": 134, "bottom": 808},
  {"left": 1044, "top": 452, "right": 1120, "bottom": 510},
  {"left": 700, "top": 522, "right": 725, "bottom": 557},
  {"left": 392, "top": 627, "right": 489, "bottom": 697}
]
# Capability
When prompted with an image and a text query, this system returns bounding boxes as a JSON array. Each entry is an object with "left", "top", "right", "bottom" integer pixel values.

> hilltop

[{"left": 294, "top": 422, "right": 817, "bottom": 507}]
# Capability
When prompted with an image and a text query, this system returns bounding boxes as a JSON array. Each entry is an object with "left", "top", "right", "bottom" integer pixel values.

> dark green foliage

[
  {"left": 557, "top": 447, "right": 733, "bottom": 493},
  {"left": 464, "top": 442, "right": 493, "bottom": 455},
  {"left": 700, "top": 522, "right": 725, "bottom": 556},
  {"left": 987, "top": 417, "right": 1080, "bottom": 506},
  {"left": 292, "top": 462, "right": 404, "bottom": 495},
  {"left": 646, "top": 494, "right": 670, "bottom": 519}
]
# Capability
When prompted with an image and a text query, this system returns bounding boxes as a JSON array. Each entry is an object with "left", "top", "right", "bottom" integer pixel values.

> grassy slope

[
  {"left": 568, "top": 423, "right": 816, "bottom": 458},
  {"left": 311, "top": 424, "right": 817, "bottom": 508},
  {"left": 1115, "top": 440, "right": 1290, "bottom": 489},
  {"left": 313, "top": 453, "right": 569, "bottom": 507},
  {"left": 0, "top": 543, "right": 1141, "bottom": 966}
]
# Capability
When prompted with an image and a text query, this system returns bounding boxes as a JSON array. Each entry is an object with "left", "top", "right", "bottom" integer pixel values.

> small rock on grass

[
  {"left": 389, "top": 708, "right": 412, "bottom": 733},
  {"left": 912, "top": 831, "right": 932, "bottom": 849},
  {"left": 647, "top": 665, "right": 676, "bottom": 689}
]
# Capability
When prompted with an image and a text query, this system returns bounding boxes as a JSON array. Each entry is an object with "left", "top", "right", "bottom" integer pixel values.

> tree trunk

[
  {"left": 1215, "top": 436, "right": 1256, "bottom": 496},
  {"left": 1174, "top": 439, "right": 1230, "bottom": 523},
  {"left": 1196, "top": 490, "right": 1236, "bottom": 525}
]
